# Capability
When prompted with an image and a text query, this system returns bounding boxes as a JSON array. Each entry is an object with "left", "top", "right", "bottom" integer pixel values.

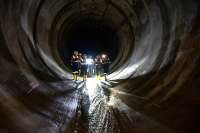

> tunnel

[{"left": 0, "top": 0, "right": 199, "bottom": 133}]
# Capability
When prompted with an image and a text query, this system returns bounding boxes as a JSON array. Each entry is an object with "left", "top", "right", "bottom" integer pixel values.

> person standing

[
  {"left": 102, "top": 54, "right": 111, "bottom": 81},
  {"left": 95, "top": 55, "right": 103, "bottom": 80},
  {"left": 87, "top": 55, "right": 94, "bottom": 77},
  {"left": 71, "top": 51, "right": 80, "bottom": 81},
  {"left": 78, "top": 53, "right": 83, "bottom": 76},
  {"left": 80, "top": 54, "right": 88, "bottom": 81}
]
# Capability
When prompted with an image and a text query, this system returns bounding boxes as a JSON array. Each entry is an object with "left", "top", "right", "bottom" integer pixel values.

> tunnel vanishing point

[{"left": 0, "top": 0, "right": 200, "bottom": 133}]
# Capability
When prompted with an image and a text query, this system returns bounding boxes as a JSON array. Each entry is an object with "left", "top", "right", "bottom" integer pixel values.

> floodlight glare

[
  {"left": 102, "top": 54, "right": 106, "bottom": 58},
  {"left": 86, "top": 58, "right": 93, "bottom": 65}
]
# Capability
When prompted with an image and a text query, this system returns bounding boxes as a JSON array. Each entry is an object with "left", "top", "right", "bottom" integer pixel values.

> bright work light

[
  {"left": 102, "top": 54, "right": 106, "bottom": 58},
  {"left": 86, "top": 58, "right": 93, "bottom": 65}
]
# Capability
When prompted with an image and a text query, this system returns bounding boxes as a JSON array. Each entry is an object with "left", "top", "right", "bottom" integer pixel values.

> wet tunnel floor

[{"left": 48, "top": 78, "right": 174, "bottom": 133}]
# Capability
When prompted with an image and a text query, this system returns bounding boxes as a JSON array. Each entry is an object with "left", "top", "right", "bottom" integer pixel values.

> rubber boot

[
  {"left": 83, "top": 75, "right": 85, "bottom": 81},
  {"left": 75, "top": 74, "right": 78, "bottom": 81},
  {"left": 105, "top": 74, "right": 107, "bottom": 81},
  {"left": 73, "top": 74, "right": 75, "bottom": 80}
]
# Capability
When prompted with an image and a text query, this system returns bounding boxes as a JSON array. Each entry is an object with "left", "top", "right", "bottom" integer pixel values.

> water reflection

[
  {"left": 68, "top": 76, "right": 173, "bottom": 133},
  {"left": 72, "top": 77, "right": 132, "bottom": 133}
]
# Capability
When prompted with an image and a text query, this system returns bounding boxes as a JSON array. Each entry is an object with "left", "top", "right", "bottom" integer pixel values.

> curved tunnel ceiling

[{"left": 0, "top": 0, "right": 199, "bottom": 133}]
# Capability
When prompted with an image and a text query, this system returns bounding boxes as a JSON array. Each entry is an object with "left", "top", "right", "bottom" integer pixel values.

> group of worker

[{"left": 71, "top": 51, "right": 111, "bottom": 81}]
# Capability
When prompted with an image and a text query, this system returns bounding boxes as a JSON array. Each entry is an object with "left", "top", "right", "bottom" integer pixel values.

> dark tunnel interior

[
  {"left": 0, "top": 0, "right": 200, "bottom": 133},
  {"left": 60, "top": 16, "right": 119, "bottom": 67}
]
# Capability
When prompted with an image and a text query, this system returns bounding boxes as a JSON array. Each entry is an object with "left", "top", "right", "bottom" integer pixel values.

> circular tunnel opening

[{"left": 59, "top": 16, "right": 120, "bottom": 70}]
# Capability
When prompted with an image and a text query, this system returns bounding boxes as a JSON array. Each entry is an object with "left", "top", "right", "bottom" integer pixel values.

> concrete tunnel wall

[{"left": 0, "top": 0, "right": 199, "bottom": 133}]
